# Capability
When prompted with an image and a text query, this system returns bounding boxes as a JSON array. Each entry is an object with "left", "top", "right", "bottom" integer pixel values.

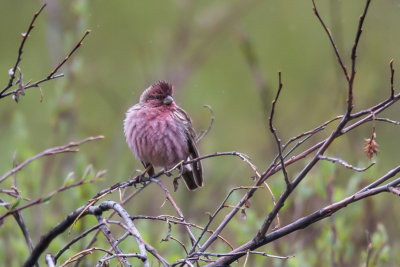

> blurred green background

[{"left": 1, "top": 0, "right": 400, "bottom": 266}]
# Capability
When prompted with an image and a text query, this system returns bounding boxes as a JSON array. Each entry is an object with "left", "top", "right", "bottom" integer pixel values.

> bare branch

[
  {"left": 269, "top": 71, "right": 290, "bottom": 186},
  {"left": 390, "top": 59, "right": 395, "bottom": 98},
  {"left": 0, "top": 4, "right": 46, "bottom": 96},
  {"left": 45, "top": 254, "right": 55, "bottom": 267},
  {"left": 389, "top": 186, "right": 400, "bottom": 196},
  {"left": 97, "top": 253, "right": 146, "bottom": 266},
  {"left": 97, "top": 202, "right": 149, "bottom": 267},
  {"left": 25, "top": 199, "right": 156, "bottom": 267},
  {"left": 209, "top": 173, "right": 400, "bottom": 266},
  {"left": 1, "top": 27, "right": 90, "bottom": 100},
  {"left": 188, "top": 186, "right": 258, "bottom": 256},
  {"left": 195, "top": 250, "right": 293, "bottom": 260},
  {"left": 0, "top": 171, "right": 104, "bottom": 222},
  {"left": 375, "top": 117, "right": 400, "bottom": 125},
  {"left": 60, "top": 247, "right": 112, "bottom": 267},
  {"left": 54, "top": 222, "right": 105, "bottom": 263},
  {"left": 348, "top": 0, "right": 372, "bottom": 112},
  {"left": 312, "top": 0, "right": 349, "bottom": 82},
  {"left": 358, "top": 165, "right": 400, "bottom": 193},
  {"left": 318, "top": 155, "right": 375, "bottom": 172},
  {"left": 196, "top": 105, "right": 214, "bottom": 143},
  {"left": 0, "top": 135, "right": 104, "bottom": 184},
  {"left": 150, "top": 178, "right": 198, "bottom": 248},
  {"left": 0, "top": 197, "right": 35, "bottom": 261},
  {"left": 94, "top": 215, "right": 132, "bottom": 267}
]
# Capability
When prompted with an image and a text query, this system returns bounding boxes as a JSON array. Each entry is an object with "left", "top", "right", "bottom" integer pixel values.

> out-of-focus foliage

[{"left": 0, "top": 0, "right": 400, "bottom": 266}]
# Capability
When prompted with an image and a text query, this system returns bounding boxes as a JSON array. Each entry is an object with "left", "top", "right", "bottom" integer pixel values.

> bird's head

[{"left": 140, "top": 80, "right": 175, "bottom": 107}]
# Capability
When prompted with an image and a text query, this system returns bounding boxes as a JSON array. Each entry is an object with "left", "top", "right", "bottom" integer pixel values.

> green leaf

[
  {"left": 63, "top": 172, "right": 76, "bottom": 187},
  {"left": 10, "top": 198, "right": 21, "bottom": 209},
  {"left": 82, "top": 164, "right": 94, "bottom": 181},
  {"left": 41, "top": 194, "right": 54, "bottom": 204}
]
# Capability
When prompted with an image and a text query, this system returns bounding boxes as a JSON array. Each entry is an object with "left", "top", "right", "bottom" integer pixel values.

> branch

[
  {"left": 0, "top": 170, "right": 104, "bottom": 222},
  {"left": 45, "top": 254, "right": 55, "bottom": 267},
  {"left": 209, "top": 172, "right": 400, "bottom": 266},
  {"left": 131, "top": 215, "right": 234, "bottom": 250},
  {"left": 390, "top": 59, "right": 395, "bottom": 98},
  {"left": 312, "top": 0, "right": 349, "bottom": 82},
  {"left": 0, "top": 135, "right": 104, "bottom": 184},
  {"left": 188, "top": 186, "right": 258, "bottom": 256},
  {"left": 60, "top": 247, "right": 112, "bottom": 267},
  {"left": 24, "top": 200, "right": 151, "bottom": 267},
  {"left": 1, "top": 30, "right": 91, "bottom": 100},
  {"left": 150, "top": 178, "right": 198, "bottom": 248},
  {"left": 348, "top": 0, "right": 372, "bottom": 112},
  {"left": 269, "top": 71, "right": 290, "bottom": 187},
  {"left": 94, "top": 215, "right": 131, "bottom": 267},
  {"left": 97, "top": 201, "right": 149, "bottom": 267},
  {"left": 318, "top": 155, "right": 375, "bottom": 172},
  {"left": 0, "top": 4, "right": 46, "bottom": 96},
  {"left": 54, "top": 222, "right": 105, "bottom": 263},
  {"left": 0, "top": 197, "right": 35, "bottom": 261},
  {"left": 97, "top": 254, "right": 146, "bottom": 266},
  {"left": 196, "top": 105, "right": 214, "bottom": 143}
]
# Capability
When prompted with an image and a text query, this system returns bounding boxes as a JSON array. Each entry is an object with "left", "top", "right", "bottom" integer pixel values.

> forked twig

[
  {"left": 0, "top": 4, "right": 46, "bottom": 96},
  {"left": 0, "top": 3, "right": 91, "bottom": 100}
]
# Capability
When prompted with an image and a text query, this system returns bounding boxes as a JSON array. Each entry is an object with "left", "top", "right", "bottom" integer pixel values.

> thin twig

[
  {"left": 97, "top": 253, "right": 146, "bottom": 266},
  {"left": 196, "top": 250, "right": 293, "bottom": 260},
  {"left": 0, "top": 172, "right": 103, "bottom": 222},
  {"left": 97, "top": 202, "right": 149, "bottom": 267},
  {"left": 388, "top": 186, "right": 400, "bottom": 196},
  {"left": 269, "top": 71, "right": 290, "bottom": 186},
  {"left": 390, "top": 59, "right": 395, "bottom": 98},
  {"left": 312, "top": 0, "right": 349, "bottom": 82},
  {"left": 196, "top": 105, "right": 214, "bottom": 143},
  {"left": 319, "top": 155, "right": 375, "bottom": 172},
  {"left": 54, "top": 222, "right": 105, "bottom": 263},
  {"left": 150, "top": 178, "right": 198, "bottom": 248},
  {"left": 131, "top": 214, "right": 234, "bottom": 250},
  {"left": 365, "top": 230, "right": 373, "bottom": 267},
  {"left": 60, "top": 247, "right": 112, "bottom": 267},
  {"left": 73, "top": 183, "right": 150, "bottom": 267},
  {"left": 0, "top": 197, "right": 35, "bottom": 261},
  {"left": 47, "top": 30, "right": 91, "bottom": 78},
  {"left": 188, "top": 186, "right": 260, "bottom": 256},
  {"left": 348, "top": 0, "right": 372, "bottom": 112},
  {"left": 375, "top": 117, "right": 400, "bottom": 125},
  {"left": 1, "top": 30, "right": 91, "bottom": 99},
  {"left": 0, "top": 135, "right": 104, "bottom": 183},
  {"left": 209, "top": 174, "right": 400, "bottom": 266},
  {"left": 0, "top": 4, "right": 46, "bottom": 96},
  {"left": 95, "top": 215, "right": 131, "bottom": 267}
]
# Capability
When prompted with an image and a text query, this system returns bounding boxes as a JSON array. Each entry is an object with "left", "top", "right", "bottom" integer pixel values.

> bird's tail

[{"left": 181, "top": 164, "right": 203, "bottom": 190}]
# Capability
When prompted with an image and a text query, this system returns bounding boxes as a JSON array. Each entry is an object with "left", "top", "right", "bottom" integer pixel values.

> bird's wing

[{"left": 174, "top": 107, "right": 203, "bottom": 189}]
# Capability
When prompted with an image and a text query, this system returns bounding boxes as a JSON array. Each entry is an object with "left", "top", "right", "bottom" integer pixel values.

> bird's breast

[{"left": 124, "top": 106, "right": 189, "bottom": 167}]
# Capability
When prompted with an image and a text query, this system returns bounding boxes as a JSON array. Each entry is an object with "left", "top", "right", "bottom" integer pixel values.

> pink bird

[{"left": 124, "top": 81, "right": 203, "bottom": 190}]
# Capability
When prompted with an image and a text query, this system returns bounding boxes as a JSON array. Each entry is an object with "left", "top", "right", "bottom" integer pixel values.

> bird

[{"left": 124, "top": 80, "right": 203, "bottom": 190}]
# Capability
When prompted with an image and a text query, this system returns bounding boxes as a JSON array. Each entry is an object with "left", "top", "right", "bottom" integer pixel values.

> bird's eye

[{"left": 148, "top": 95, "right": 162, "bottom": 100}]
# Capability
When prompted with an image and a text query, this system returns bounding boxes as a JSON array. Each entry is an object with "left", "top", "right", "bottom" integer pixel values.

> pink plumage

[{"left": 124, "top": 81, "right": 203, "bottom": 190}]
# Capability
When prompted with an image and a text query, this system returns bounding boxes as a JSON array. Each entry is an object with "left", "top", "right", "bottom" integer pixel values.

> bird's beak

[{"left": 163, "top": 95, "right": 174, "bottom": 105}]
